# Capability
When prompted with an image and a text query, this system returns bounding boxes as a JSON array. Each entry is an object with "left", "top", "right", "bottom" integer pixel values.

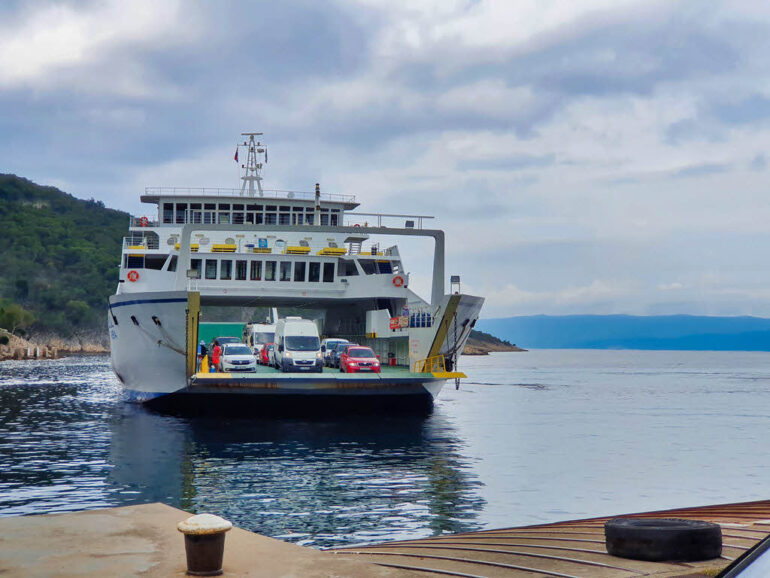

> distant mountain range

[{"left": 476, "top": 315, "right": 770, "bottom": 351}]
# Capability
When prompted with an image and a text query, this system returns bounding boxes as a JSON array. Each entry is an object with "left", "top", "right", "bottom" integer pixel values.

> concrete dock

[{"left": 3, "top": 499, "right": 770, "bottom": 576}]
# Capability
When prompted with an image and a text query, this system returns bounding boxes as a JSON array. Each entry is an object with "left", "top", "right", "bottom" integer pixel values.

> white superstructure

[{"left": 108, "top": 134, "right": 484, "bottom": 409}]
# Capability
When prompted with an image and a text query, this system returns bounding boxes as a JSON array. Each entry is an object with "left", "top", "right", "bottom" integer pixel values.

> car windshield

[
  {"left": 256, "top": 332, "right": 274, "bottom": 344},
  {"left": 349, "top": 348, "right": 376, "bottom": 358},
  {"left": 335, "top": 343, "right": 354, "bottom": 353},
  {"left": 217, "top": 337, "right": 240, "bottom": 344},
  {"left": 225, "top": 345, "right": 252, "bottom": 356},
  {"left": 285, "top": 336, "right": 320, "bottom": 351}
]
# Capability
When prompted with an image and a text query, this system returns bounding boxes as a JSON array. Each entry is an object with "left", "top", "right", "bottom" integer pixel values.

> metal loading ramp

[{"left": 333, "top": 499, "right": 770, "bottom": 577}]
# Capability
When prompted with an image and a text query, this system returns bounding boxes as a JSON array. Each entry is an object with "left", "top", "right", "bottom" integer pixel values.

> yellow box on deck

[
  {"left": 212, "top": 244, "right": 237, "bottom": 253},
  {"left": 129, "top": 245, "right": 145, "bottom": 250},
  {"left": 285, "top": 246, "right": 311, "bottom": 255},
  {"left": 317, "top": 247, "right": 347, "bottom": 256},
  {"left": 252, "top": 247, "right": 272, "bottom": 254}
]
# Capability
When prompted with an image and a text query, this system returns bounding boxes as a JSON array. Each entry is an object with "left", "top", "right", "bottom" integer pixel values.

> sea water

[{"left": 1, "top": 350, "right": 770, "bottom": 547}]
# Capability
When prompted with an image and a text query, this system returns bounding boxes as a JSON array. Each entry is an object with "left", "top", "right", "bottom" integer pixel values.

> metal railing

[
  {"left": 144, "top": 187, "right": 357, "bottom": 204},
  {"left": 413, "top": 355, "right": 446, "bottom": 373},
  {"left": 344, "top": 212, "right": 434, "bottom": 230}
]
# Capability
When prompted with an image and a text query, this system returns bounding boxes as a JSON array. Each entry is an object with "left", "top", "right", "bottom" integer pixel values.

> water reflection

[{"left": 107, "top": 405, "right": 484, "bottom": 547}]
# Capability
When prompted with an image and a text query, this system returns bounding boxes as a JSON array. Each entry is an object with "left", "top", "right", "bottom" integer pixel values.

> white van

[
  {"left": 242, "top": 322, "right": 276, "bottom": 357},
  {"left": 274, "top": 317, "right": 323, "bottom": 373}
]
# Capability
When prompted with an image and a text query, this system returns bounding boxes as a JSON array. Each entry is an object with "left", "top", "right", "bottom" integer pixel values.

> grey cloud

[
  {"left": 457, "top": 154, "right": 556, "bottom": 172},
  {"left": 671, "top": 163, "right": 729, "bottom": 179}
]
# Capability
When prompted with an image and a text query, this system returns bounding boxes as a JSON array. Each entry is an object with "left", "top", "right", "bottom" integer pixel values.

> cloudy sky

[{"left": 2, "top": 0, "right": 770, "bottom": 318}]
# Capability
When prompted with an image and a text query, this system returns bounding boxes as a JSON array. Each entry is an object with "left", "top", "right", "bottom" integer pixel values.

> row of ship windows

[
  {"left": 123, "top": 255, "right": 401, "bottom": 276},
  {"left": 194, "top": 259, "right": 335, "bottom": 282},
  {"left": 162, "top": 202, "right": 340, "bottom": 226},
  {"left": 124, "top": 256, "right": 395, "bottom": 280}
]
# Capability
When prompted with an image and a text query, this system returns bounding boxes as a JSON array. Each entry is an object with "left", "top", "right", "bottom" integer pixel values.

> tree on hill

[{"left": 0, "top": 174, "right": 129, "bottom": 337}]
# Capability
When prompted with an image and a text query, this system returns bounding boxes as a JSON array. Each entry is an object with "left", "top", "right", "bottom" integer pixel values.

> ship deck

[{"left": 146, "top": 365, "right": 464, "bottom": 414}]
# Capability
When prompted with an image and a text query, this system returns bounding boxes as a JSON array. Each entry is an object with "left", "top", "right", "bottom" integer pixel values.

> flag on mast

[{"left": 234, "top": 148, "right": 239, "bottom": 162}]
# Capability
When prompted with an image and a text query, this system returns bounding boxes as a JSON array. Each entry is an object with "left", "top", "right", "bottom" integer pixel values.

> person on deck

[
  {"left": 210, "top": 340, "right": 222, "bottom": 373},
  {"left": 197, "top": 340, "right": 207, "bottom": 372}
]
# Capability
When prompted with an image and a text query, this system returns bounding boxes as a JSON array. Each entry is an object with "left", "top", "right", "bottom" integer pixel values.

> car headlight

[
  {"left": 284, "top": 351, "right": 292, "bottom": 358},
  {"left": 316, "top": 352, "right": 323, "bottom": 359}
]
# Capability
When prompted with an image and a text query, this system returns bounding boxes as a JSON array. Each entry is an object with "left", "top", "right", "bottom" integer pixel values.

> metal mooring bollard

[{"left": 177, "top": 514, "right": 233, "bottom": 576}]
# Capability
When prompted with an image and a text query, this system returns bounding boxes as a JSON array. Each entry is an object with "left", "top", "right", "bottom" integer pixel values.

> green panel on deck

[{"left": 199, "top": 322, "right": 245, "bottom": 344}]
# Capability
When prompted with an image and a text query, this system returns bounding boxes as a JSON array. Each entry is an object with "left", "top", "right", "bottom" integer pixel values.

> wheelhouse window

[
  {"left": 308, "top": 262, "right": 320, "bottom": 282},
  {"left": 236, "top": 260, "right": 247, "bottom": 280},
  {"left": 190, "top": 203, "right": 202, "bottom": 224},
  {"left": 220, "top": 260, "right": 232, "bottom": 280},
  {"left": 175, "top": 203, "right": 187, "bottom": 224},
  {"left": 127, "top": 255, "right": 144, "bottom": 269},
  {"left": 294, "top": 261, "right": 306, "bottom": 282},
  {"left": 250, "top": 261, "right": 262, "bottom": 280},
  {"left": 163, "top": 203, "right": 173, "bottom": 224},
  {"left": 233, "top": 204, "right": 244, "bottom": 225},
  {"left": 265, "top": 261, "right": 276, "bottom": 281},
  {"left": 191, "top": 258, "right": 202, "bottom": 279},
  {"left": 205, "top": 259, "right": 217, "bottom": 279},
  {"left": 323, "top": 262, "right": 335, "bottom": 283},
  {"left": 360, "top": 259, "right": 376, "bottom": 275},
  {"left": 339, "top": 259, "right": 359, "bottom": 276},
  {"left": 280, "top": 261, "right": 292, "bottom": 281},
  {"left": 377, "top": 260, "right": 393, "bottom": 274}
]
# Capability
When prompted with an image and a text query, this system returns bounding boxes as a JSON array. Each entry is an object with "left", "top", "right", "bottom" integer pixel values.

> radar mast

[{"left": 238, "top": 132, "right": 267, "bottom": 196}]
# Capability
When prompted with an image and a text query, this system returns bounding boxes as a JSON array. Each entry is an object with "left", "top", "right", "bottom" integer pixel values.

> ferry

[{"left": 107, "top": 133, "right": 484, "bottom": 413}]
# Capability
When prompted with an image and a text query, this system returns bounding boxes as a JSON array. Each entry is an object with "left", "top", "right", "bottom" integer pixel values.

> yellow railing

[{"left": 413, "top": 355, "right": 446, "bottom": 373}]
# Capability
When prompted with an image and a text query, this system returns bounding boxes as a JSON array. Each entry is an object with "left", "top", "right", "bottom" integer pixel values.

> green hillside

[{"left": 0, "top": 174, "right": 128, "bottom": 336}]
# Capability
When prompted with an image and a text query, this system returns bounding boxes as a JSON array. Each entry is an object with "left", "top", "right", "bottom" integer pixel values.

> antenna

[{"left": 238, "top": 132, "right": 267, "bottom": 196}]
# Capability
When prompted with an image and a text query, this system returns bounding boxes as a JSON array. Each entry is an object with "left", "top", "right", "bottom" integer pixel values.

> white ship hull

[{"left": 108, "top": 290, "right": 190, "bottom": 401}]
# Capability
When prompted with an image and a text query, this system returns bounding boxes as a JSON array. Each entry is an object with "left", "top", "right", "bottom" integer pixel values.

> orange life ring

[
  {"left": 353, "top": 223, "right": 360, "bottom": 228},
  {"left": 127, "top": 270, "right": 139, "bottom": 282},
  {"left": 392, "top": 275, "right": 405, "bottom": 287},
  {"left": 139, "top": 216, "right": 149, "bottom": 227}
]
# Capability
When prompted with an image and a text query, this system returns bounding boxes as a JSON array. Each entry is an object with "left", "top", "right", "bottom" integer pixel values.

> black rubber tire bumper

[{"left": 605, "top": 518, "right": 722, "bottom": 562}]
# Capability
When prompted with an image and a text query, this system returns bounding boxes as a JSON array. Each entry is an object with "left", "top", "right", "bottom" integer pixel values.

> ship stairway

[{"left": 348, "top": 241, "right": 362, "bottom": 254}]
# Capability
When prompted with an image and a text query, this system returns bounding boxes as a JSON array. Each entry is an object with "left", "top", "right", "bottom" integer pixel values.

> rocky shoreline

[
  {"left": 462, "top": 339, "right": 527, "bottom": 356},
  {"left": 0, "top": 332, "right": 108, "bottom": 362}
]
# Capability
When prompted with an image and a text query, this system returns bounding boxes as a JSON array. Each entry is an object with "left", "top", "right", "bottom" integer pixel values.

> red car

[
  {"left": 339, "top": 346, "right": 381, "bottom": 373},
  {"left": 260, "top": 343, "right": 274, "bottom": 366}
]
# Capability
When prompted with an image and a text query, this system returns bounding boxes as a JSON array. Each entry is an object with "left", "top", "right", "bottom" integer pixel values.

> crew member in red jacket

[{"left": 210, "top": 340, "right": 222, "bottom": 372}]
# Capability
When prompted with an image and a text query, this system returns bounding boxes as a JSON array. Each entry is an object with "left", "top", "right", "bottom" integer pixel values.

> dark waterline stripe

[{"left": 109, "top": 298, "right": 187, "bottom": 309}]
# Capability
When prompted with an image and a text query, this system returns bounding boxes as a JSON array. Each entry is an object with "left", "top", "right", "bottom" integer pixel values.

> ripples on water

[
  {"left": 0, "top": 355, "right": 483, "bottom": 547},
  {"left": 4, "top": 350, "right": 770, "bottom": 547}
]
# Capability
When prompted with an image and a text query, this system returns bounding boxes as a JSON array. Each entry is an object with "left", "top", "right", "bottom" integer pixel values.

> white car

[{"left": 219, "top": 344, "right": 258, "bottom": 373}]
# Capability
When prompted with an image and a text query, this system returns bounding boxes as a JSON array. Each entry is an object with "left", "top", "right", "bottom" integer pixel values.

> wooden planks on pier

[{"left": 334, "top": 499, "right": 770, "bottom": 577}]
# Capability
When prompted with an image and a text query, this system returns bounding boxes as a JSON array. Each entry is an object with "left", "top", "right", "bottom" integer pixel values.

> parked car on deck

[
  {"left": 210, "top": 336, "right": 241, "bottom": 351},
  {"left": 339, "top": 346, "right": 381, "bottom": 373},
  {"left": 218, "top": 343, "right": 257, "bottom": 373},
  {"left": 321, "top": 338, "right": 349, "bottom": 367},
  {"left": 332, "top": 342, "right": 357, "bottom": 368}
]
